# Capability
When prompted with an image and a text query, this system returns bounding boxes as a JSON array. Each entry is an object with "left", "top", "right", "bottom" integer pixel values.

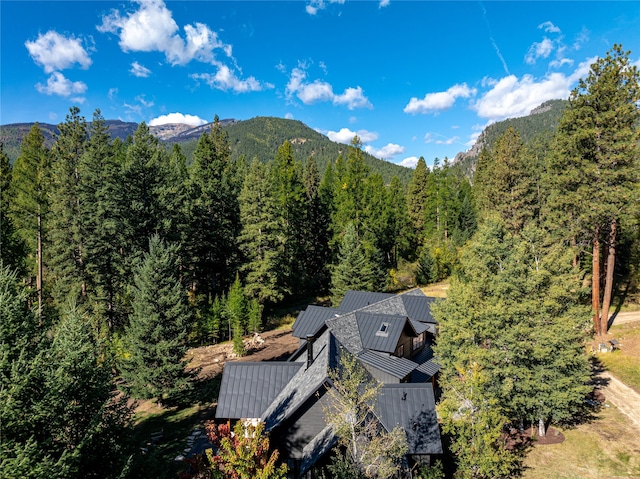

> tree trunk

[
  {"left": 37, "top": 207, "right": 43, "bottom": 320},
  {"left": 592, "top": 226, "right": 601, "bottom": 336},
  {"left": 601, "top": 219, "right": 616, "bottom": 335},
  {"left": 538, "top": 417, "right": 546, "bottom": 437}
]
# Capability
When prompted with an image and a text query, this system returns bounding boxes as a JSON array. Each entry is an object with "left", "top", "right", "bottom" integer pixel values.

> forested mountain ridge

[
  {"left": 453, "top": 99, "right": 567, "bottom": 179},
  {"left": 1, "top": 116, "right": 411, "bottom": 184}
]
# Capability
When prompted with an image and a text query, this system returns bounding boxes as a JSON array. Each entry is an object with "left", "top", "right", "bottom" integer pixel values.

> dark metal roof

[
  {"left": 401, "top": 294, "right": 439, "bottom": 324},
  {"left": 358, "top": 350, "right": 419, "bottom": 379},
  {"left": 410, "top": 342, "right": 434, "bottom": 365},
  {"left": 409, "top": 319, "right": 430, "bottom": 335},
  {"left": 338, "top": 290, "right": 395, "bottom": 312},
  {"left": 416, "top": 358, "right": 441, "bottom": 377},
  {"left": 356, "top": 312, "right": 407, "bottom": 353},
  {"left": 215, "top": 362, "right": 304, "bottom": 419},
  {"left": 292, "top": 305, "right": 340, "bottom": 339},
  {"left": 375, "top": 384, "right": 443, "bottom": 455},
  {"left": 300, "top": 425, "right": 338, "bottom": 476}
]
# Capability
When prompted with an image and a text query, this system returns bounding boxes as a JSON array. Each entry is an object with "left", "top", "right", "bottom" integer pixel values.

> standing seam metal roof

[
  {"left": 375, "top": 384, "right": 443, "bottom": 455},
  {"left": 215, "top": 362, "right": 304, "bottom": 419},
  {"left": 292, "top": 305, "right": 340, "bottom": 339},
  {"left": 356, "top": 312, "right": 407, "bottom": 353},
  {"left": 358, "top": 350, "right": 419, "bottom": 379}
]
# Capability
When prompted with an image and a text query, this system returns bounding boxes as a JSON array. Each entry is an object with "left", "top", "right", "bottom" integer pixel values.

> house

[{"left": 215, "top": 289, "right": 443, "bottom": 478}]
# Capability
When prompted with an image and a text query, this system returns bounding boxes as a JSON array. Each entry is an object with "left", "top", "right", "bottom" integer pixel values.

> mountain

[
  {"left": 453, "top": 99, "right": 567, "bottom": 179},
  {"left": 1, "top": 116, "right": 411, "bottom": 185}
]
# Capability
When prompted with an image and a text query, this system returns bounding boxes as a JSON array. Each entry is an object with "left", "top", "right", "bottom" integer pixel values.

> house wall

[
  {"left": 396, "top": 331, "right": 419, "bottom": 359},
  {"left": 275, "top": 390, "right": 332, "bottom": 460},
  {"left": 363, "top": 364, "right": 407, "bottom": 384}
]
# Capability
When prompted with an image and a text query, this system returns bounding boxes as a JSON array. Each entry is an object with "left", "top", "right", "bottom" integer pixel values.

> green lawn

[{"left": 598, "top": 322, "right": 640, "bottom": 392}]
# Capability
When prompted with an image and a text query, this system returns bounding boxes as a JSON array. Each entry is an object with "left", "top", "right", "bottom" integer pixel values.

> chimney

[{"left": 306, "top": 334, "right": 315, "bottom": 368}]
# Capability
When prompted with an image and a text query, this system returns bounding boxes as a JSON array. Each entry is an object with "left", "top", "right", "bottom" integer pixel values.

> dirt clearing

[{"left": 186, "top": 329, "right": 300, "bottom": 379}]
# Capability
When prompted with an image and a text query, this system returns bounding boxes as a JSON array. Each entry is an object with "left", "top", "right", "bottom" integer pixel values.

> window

[
  {"left": 395, "top": 344, "right": 405, "bottom": 357},
  {"left": 375, "top": 322, "right": 390, "bottom": 337},
  {"left": 412, "top": 333, "right": 424, "bottom": 350}
]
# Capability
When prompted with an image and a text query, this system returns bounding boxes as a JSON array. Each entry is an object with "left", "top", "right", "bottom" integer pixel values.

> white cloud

[
  {"left": 399, "top": 156, "right": 419, "bottom": 168},
  {"left": 549, "top": 58, "right": 574, "bottom": 69},
  {"left": 108, "top": 87, "right": 118, "bottom": 100},
  {"left": 379, "top": 0, "right": 390, "bottom": 8},
  {"left": 130, "top": 61, "right": 152, "bottom": 77},
  {"left": 472, "top": 57, "right": 594, "bottom": 122},
  {"left": 573, "top": 27, "right": 590, "bottom": 50},
  {"left": 191, "top": 66, "right": 270, "bottom": 93},
  {"left": 35, "top": 72, "right": 87, "bottom": 97},
  {"left": 539, "top": 21, "right": 561, "bottom": 34},
  {"left": 364, "top": 143, "right": 405, "bottom": 160},
  {"left": 98, "top": 0, "right": 230, "bottom": 66},
  {"left": 334, "top": 86, "right": 372, "bottom": 109},
  {"left": 286, "top": 66, "right": 372, "bottom": 110},
  {"left": 327, "top": 127, "right": 378, "bottom": 144},
  {"left": 305, "top": 0, "right": 344, "bottom": 15},
  {"left": 149, "top": 112, "right": 207, "bottom": 126},
  {"left": 525, "top": 37, "right": 554, "bottom": 65},
  {"left": 424, "top": 132, "right": 460, "bottom": 145},
  {"left": 285, "top": 112, "right": 294, "bottom": 120},
  {"left": 25, "top": 30, "right": 92, "bottom": 73},
  {"left": 404, "top": 83, "right": 476, "bottom": 114}
]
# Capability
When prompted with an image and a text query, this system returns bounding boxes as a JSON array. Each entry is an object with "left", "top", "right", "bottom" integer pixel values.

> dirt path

[
  {"left": 609, "top": 310, "right": 640, "bottom": 326},
  {"left": 599, "top": 371, "right": 640, "bottom": 433}
]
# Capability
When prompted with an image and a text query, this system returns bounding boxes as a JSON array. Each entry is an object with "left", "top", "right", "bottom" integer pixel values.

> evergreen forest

[{"left": 1, "top": 45, "right": 638, "bottom": 478}]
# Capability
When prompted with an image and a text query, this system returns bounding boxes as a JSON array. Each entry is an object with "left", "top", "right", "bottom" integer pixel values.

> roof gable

[
  {"left": 215, "top": 362, "right": 304, "bottom": 419},
  {"left": 292, "top": 305, "right": 340, "bottom": 339},
  {"left": 401, "top": 294, "right": 438, "bottom": 324},
  {"left": 356, "top": 312, "right": 406, "bottom": 353},
  {"left": 262, "top": 331, "right": 339, "bottom": 431},
  {"left": 338, "top": 290, "right": 395, "bottom": 312}
]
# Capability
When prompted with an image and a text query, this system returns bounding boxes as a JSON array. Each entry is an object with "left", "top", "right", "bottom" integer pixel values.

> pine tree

[
  {"left": 78, "top": 110, "right": 125, "bottom": 330},
  {"left": 238, "top": 159, "right": 283, "bottom": 305},
  {"left": 185, "top": 116, "right": 240, "bottom": 300},
  {"left": 301, "top": 156, "right": 332, "bottom": 293},
  {"left": 42, "top": 303, "right": 133, "bottom": 477},
  {"left": 270, "top": 141, "right": 308, "bottom": 297},
  {"left": 330, "top": 223, "right": 385, "bottom": 305},
  {"left": 9, "top": 123, "right": 50, "bottom": 316},
  {"left": 118, "top": 122, "right": 168, "bottom": 278},
  {"left": 1, "top": 147, "right": 27, "bottom": 274},
  {"left": 406, "top": 156, "right": 429, "bottom": 251},
  {"left": 547, "top": 45, "right": 640, "bottom": 335},
  {"left": 433, "top": 219, "right": 591, "bottom": 444},
  {"left": 121, "top": 235, "right": 194, "bottom": 404},
  {"left": 48, "top": 107, "right": 89, "bottom": 307},
  {"left": 474, "top": 127, "right": 538, "bottom": 233}
]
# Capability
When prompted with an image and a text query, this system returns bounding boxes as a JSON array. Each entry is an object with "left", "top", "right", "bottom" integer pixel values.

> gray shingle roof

[
  {"left": 358, "top": 350, "right": 419, "bottom": 379},
  {"left": 262, "top": 330, "right": 339, "bottom": 431},
  {"left": 338, "top": 290, "right": 395, "bottom": 312},
  {"left": 292, "top": 305, "right": 340, "bottom": 339},
  {"left": 325, "top": 311, "right": 363, "bottom": 354},
  {"left": 215, "top": 362, "right": 304, "bottom": 419},
  {"left": 357, "top": 312, "right": 407, "bottom": 353},
  {"left": 375, "top": 384, "right": 443, "bottom": 455}
]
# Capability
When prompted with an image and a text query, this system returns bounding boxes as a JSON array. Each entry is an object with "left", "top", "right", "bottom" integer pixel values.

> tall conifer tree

[
  {"left": 121, "top": 236, "right": 194, "bottom": 404},
  {"left": 547, "top": 45, "right": 640, "bottom": 335}
]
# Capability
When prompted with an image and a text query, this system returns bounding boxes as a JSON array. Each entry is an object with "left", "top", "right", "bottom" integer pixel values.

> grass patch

[
  {"left": 523, "top": 403, "right": 640, "bottom": 478},
  {"left": 597, "top": 322, "right": 640, "bottom": 392},
  {"left": 420, "top": 280, "right": 449, "bottom": 298},
  {"left": 127, "top": 402, "right": 210, "bottom": 479}
]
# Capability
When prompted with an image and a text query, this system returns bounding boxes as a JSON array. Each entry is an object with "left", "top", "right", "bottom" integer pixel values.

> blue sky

[{"left": 1, "top": 1, "right": 639, "bottom": 167}]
